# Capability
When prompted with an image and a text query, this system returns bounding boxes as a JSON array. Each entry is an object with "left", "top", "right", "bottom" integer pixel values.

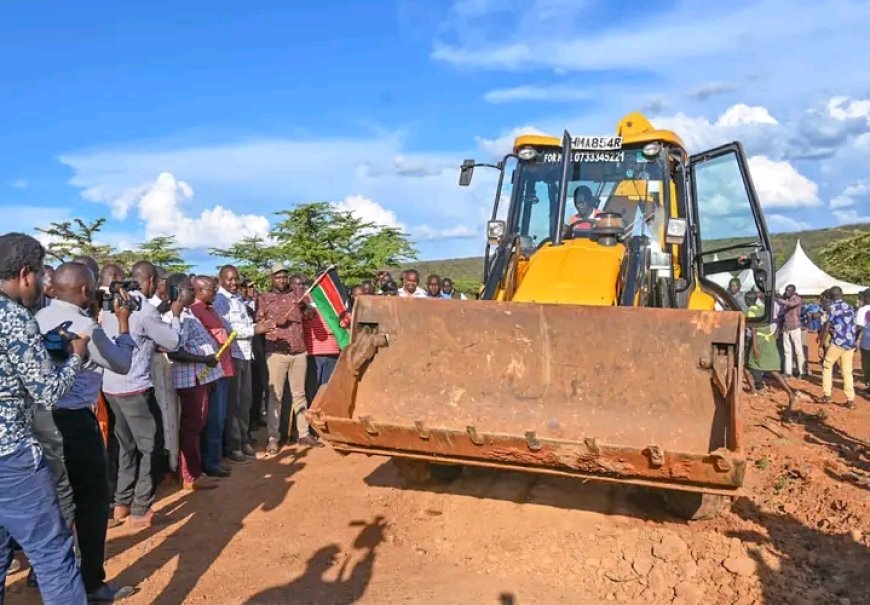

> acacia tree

[
  {"left": 35, "top": 218, "right": 116, "bottom": 264},
  {"left": 136, "top": 235, "right": 192, "bottom": 273},
  {"left": 819, "top": 231, "right": 870, "bottom": 286},
  {"left": 269, "top": 202, "right": 416, "bottom": 283},
  {"left": 212, "top": 203, "right": 416, "bottom": 286},
  {"left": 210, "top": 236, "right": 280, "bottom": 288}
]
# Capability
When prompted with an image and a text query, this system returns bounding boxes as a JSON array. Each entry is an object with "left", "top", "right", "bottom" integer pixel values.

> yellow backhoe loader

[{"left": 308, "top": 112, "right": 775, "bottom": 519}]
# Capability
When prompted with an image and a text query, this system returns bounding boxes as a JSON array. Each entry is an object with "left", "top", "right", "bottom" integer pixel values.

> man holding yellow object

[{"left": 190, "top": 276, "right": 238, "bottom": 476}]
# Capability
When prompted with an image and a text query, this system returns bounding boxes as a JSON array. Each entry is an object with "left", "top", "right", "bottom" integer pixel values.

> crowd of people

[
  {"left": 3, "top": 227, "right": 865, "bottom": 604},
  {"left": 0, "top": 232, "right": 470, "bottom": 604},
  {"left": 725, "top": 277, "right": 870, "bottom": 412}
]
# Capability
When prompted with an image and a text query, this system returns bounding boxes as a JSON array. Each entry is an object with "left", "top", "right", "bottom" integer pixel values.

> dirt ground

[{"left": 5, "top": 364, "right": 869, "bottom": 604}]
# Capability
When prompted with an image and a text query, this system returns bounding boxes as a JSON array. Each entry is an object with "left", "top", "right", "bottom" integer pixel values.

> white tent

[{"left": 775, "top": 240, "right": 866, "bottom": 296}]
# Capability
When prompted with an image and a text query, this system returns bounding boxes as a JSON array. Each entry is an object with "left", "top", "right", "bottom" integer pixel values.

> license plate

[{"left": 571, "top": 136, "right": 623, "bottom": 150}]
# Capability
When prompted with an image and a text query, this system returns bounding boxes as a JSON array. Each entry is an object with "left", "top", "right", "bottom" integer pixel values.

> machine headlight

[
  {"left": 487, "top": 220, "right": 506, "bottom": 242},
  {"left": 642, "top": 142, "right": 662, "bottom": 158},
  {"left": 665, "top": 218, "right": 687, "bottom": 244},
  {"left": 517, "top": 146, "right": 537, "bottom": 161}
]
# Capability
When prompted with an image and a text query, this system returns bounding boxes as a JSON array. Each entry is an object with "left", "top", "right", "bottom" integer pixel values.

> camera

[
  {"left": 43, "top": 321, "right": 76, "bottom": 361},
  {"left": 100, "top": 280, "right": 142, "bottom": 313}
]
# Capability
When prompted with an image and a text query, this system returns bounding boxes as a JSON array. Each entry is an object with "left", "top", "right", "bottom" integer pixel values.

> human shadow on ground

[
  {"left": 728, "top": 497, "right": 870, "bottom": 604},
  {"left": 245, "top": 515, "right": 386, "bottom": 605},
  {"left": 104, "top": 447, "right": 308, "bottom": 605},
  {"left": 779, "top": 408, "right": 870, "bottom": 490},
  {"left": 364, "top": 460, "right": 681, "bottom": 523}
]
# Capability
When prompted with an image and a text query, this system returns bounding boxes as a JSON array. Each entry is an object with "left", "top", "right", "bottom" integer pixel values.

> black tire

[
  {"left": 664, "top": 491, "right": 731, "bottom": 521},
  {"left": 393, "top": 459, "right": 463, "bottom": 485}
]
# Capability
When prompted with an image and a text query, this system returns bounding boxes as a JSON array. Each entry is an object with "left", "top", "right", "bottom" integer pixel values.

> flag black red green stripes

[{"left": 309, "top": 267, "right": 350, "bottom": 348}]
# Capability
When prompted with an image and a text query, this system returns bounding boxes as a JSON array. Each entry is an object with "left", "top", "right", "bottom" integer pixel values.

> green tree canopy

[
  {"left": 210, "top": 236, "right": 279, "bottom": 288},
  {"left": 269, "top": 202, "right": 417, "bottom": 283},
  {"left": 818, "top": 231, "right": 870, "bottom": 286},
  {"left": 214, "top": 203, "right": 417, "bottom": 287},
  {"left": 136, "top": 235, "right": 192, "bottom": 273},
  {"left": 35, "top": 218, "right": 116, "bottom": 264}
]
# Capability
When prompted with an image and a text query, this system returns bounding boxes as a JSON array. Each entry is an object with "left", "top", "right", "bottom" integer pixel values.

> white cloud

[
  {"left": 475, "top": 125, "right": 548, "bottom": 157},
  {"left": 333, "top": 194, "right": 402, "bottom": 229},
  {"left": 432, "top": 1, "right": 869, "bottom": 90},
  {"left": 483, "top": 84, "right": 592, "bottom": 104},
  {"left": 830, "top": 180, "right": 870, "bottom": 209},
  {"left": 656, "top": 104, "right": 782, "bottom": 154},
  {"left": 833, "top": 209, "right": 870, "bottom": 225},
  {"left": 7, "top": 178, "right": 28, "bottom": 189},
  {"left": 747, "top": 156, "right": 820, "bottom": 208},
  {"left": 333, "top": 193, "right": 476, "bottom": 241},
  {"left": 766, "top": 213, "right": 810, "bottom": 232},
  {"left": 412, "top": 223, "right": 478, "bottom": 241},
  {"left": 59, "top": 132, "right": 500, "bottom": 260},
  {"left": 106, "top": 172, "right": 271, "bottom": 248},
  {"left": 716, "top": 104, "right": 778, "bottom": 127},
  {"left": 827, "top": 96, "right": 870, "bottom": 124}
]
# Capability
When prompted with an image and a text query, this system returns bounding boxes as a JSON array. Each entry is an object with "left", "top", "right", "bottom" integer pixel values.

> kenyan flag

[{"left": 308, "top": 266, "right": 351, "bottom": 349}]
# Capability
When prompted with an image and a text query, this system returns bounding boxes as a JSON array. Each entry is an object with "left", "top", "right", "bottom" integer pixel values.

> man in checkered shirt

[{"left": 162, "top": 274, "right": 225, "bottom": 491}]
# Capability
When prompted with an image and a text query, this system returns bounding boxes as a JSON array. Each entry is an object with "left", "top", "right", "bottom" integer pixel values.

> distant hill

[{"left": 398, "top": 223, "right": 870, "bottom": 293}]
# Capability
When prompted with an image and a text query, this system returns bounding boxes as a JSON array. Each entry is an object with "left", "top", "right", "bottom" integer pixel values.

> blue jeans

[
  {"left": 202, "top": 378, "right": 229, "bottom": 473},
  {"left": 0, "top": 444, "right": 86, "bottom": 605}
]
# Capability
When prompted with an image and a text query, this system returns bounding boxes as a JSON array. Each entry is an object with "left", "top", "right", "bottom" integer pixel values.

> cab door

[{"left": 687, "top": 142, "right": 775, "bottom": 322}]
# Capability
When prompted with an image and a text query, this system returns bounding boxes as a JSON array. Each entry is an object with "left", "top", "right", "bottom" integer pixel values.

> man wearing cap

[{"left": 256, "top": 263, "right": 321, "bottom": 454}]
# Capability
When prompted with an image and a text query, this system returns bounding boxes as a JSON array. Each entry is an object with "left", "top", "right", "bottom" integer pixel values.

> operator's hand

[
  {"left": 170, "top": 296, "right": 184, "bottom": 318},
  {"left": 70, "top": 335, "right": 90, "bottom": 359},
  {"left": 255, "top": 319, "right": 276, "bottom": 335},
  {"left": 113, "top": 288, "right": 133, "bottom": 328},
  {"left": 204, "top": 354, "right": 219, "bottom": 368}
]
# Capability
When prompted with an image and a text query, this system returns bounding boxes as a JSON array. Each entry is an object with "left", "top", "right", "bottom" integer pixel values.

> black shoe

[
  {"left": 298, "top": 435, "right": 325, "bottom": 448},
  {"left": 242, "top": 444, "right": 257, "bottom": 457},
  {"left": 227, "top": 451, "right": 251, "bottom": 464},
  {"left": 87, "top": 583, "right": 136, "bottom": 603},
  {"left": 204, "top": 467, "right": 231, "bottom": 478}
]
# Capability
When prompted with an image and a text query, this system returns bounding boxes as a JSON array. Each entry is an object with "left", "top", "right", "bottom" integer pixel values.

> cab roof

[{"left": 512, "top": 112, "right": 686, "bottom": 153}]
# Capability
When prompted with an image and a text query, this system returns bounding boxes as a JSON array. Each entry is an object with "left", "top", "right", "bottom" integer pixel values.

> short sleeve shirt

[{"left": 827, "top": 300, "right": 857, "bottom": 350}]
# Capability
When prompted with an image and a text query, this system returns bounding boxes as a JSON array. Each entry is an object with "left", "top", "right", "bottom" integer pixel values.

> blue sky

[{"left": 2, "top": 0, "right": 869, "bottom": 271}]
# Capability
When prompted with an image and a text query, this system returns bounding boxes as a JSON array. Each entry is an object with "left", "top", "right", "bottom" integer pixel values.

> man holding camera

[
  {"left": 0, "top": 234, "right": 90, "bottom": 605},
  {"left": 102, "top": 261, "right": 182, "bottom": 529},
  {"left": 36, "top": 262, "right": 136, "bottom": 602}
]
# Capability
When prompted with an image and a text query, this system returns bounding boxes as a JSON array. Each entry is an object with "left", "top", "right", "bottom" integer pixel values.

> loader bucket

[{"left": 308, "top": 296, "right": 746, "bottom": 495}]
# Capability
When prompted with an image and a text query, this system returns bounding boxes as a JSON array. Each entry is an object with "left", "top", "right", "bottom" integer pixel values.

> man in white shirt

[
  {"left": 398, "top": 270, "right": 428, "bottom": 298},
  {"left": 213, "top": 265, "right": 274, "bottom": 461}
]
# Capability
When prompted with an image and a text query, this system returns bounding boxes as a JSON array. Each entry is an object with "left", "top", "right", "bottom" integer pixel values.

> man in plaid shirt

[{"left": 163, "top": 275, "right": 224, "bottom": 491}]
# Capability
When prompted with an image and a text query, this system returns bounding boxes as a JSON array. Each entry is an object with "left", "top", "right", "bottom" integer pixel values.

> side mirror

[
  {"left": 487, "top": 220, "right": 506, "bottom": 244},
  {"left": 665, "top": 218, "right": 687, "bottom": 245},
  {"left": 459, "top": 159, "right": 475, "bottom": 186}
]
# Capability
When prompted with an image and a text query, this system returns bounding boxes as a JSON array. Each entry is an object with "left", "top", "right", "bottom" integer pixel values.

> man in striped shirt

[
  {"left": 303, "top": 303, "right": 339, "bottom": 402},
  {"left": 163, "top": 274, "right": 223, "bottom": 491}
]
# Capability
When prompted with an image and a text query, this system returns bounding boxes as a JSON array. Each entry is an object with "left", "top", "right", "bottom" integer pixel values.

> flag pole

[{"left": 302, "top": 264, "right": 337, "bottom": 299}]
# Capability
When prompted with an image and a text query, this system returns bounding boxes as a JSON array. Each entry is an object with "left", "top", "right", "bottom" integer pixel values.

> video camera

[{"left": 100, "top": 280, "right": 142, "bottom": 313}]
